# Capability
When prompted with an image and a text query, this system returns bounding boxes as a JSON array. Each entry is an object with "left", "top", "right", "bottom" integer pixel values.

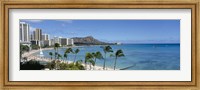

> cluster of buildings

[{"left": 20, "top": 22, "right": 74, "bottom": 48}]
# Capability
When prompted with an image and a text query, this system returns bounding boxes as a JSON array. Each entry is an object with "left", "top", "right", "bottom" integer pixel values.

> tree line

[
  {"left": 20, "top": 43, "right": 125, "bottom": 70},
  {"left": 48, "top": 43, "right": 125, "bottom": 70}
]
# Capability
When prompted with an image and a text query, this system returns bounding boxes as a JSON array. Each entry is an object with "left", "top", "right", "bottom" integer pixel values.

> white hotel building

[
  {"left": 19, "top": 22, "right": 31, "bottom": 50},
  {"left": 53, "top": 36, "right": 74, "bottom": 46},
  {"left": 20, "top": 22, "right": 74, "bottom": 47},
  {"left": 20, "top": 22, "right": 30, "bottom": 42}
]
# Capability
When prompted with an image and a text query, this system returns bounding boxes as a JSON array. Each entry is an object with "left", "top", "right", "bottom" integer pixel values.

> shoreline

[{"left": 22, "top": 47, "right": 114, "bottom": 70}]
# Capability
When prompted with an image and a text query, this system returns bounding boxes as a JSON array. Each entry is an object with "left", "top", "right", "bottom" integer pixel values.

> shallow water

[{"left": 32, "top": 44, "right": 180, "bottom": 70}]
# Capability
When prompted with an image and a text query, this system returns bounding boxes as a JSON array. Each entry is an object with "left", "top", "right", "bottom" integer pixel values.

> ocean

[{"left": 33, "top": 44, "right": 180, "bottom": 70}]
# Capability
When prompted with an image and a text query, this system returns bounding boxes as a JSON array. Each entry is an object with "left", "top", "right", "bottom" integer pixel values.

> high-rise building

[
  {"left": 30, "top": 34, "right": 34, "bottom": 41},
  {"left": 43, "top": 40, "right": 51, "bottom": 46},
  {"left": 68, "top": 38, "right": 74, "bottom": 45},
  {"left": 30, "top": 29, "right": 42, "bottom": 46},
  {"left": 58, "top": 37, "right": 62, "bottom": 46},
  {"left": 34, "top": 28, "right": 42, "bottom": 41},
  {"left": 50, "top": 39, "right": 54, "bottom": 46},
  {"left": 42, "top": 34, "right": 50, "bottom": 41},
  {"left": 20, "top": 22, "right": 30, "bottom": 42},
  {"left": 53, "top": 37, "right": 74, "bottom": 46},
  {"left": 60, "top": 38, "right": 68, "bottom": 46},
  {"left": 66, "top": 38, "right": 69, "bottom": 45},
  {"left": 42, "top": 35, "right": 45, "bottom": 41},
  {"left": 59, "top": 38, "right": 74, "bottom": 46},
  {"left": 54, "top": 36, "right": 60, "bottom": 44},
  {"left": 32, "top": 31, "right": 36, "bottom": 40},
  {"left": 46, "top": 34, "right": 50, "bottom": 40},
  {"left": 71, "top": 39, "right": 74, "bottom": 45}
]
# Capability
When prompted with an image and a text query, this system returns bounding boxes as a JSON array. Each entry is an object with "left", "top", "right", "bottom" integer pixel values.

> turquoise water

[{"left": 33, "top": 44, "right": 180, "bottom": 70}]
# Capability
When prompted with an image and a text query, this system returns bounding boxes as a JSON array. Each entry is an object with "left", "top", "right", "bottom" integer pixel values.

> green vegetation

[
  {"left": 67, "top": 45, "right": 73, "bottom": 47},
  {"left": 46, "top": 60, "right": 85, "bottom": 70},
  {"left": 20, "top": 44, "right": 29, "bottom": 60},
  {"left": 85, "top": 52, "right": 94, "bottom": 70},
  {"left": 62, "top": 62, "right": 84, "bottom": 70},
  {"left": 63, "top": 53, "right": 68, "bottom": 62},
  {"left": 64, "top": 48, "right": 80, "bottom": 64},
  {"left": 20, "top": 44, "right": 29, "bottom": 52},
  {"left": 92, "top": 51, "right": 103, "bottom": 68},
  {"left": 54, "top": 43, "right": 60, "bottom": 60},
  {"left": 46, "top": 60, "right": 56, "bottom": 70},
  {"left": 57, "top": 54, "right": 62, "bottom": 60},
  {"left": 46, "top": 46, "right": 84, "bottom": 70},
  {"left": 65, "top": 48, "right": 73, "bottom": 54},
  {"left": 73, "top": 48, "right": 80, "bottom": 64},
  {"left": 64, "top": 48, "right": 73, "bottom": 63},
  {"left": 102, "top": 45, "right": 113, "bottom": 70},
  {"left": 112, "top": 49, "right": 125, "bottom": 70},
  {"left": 20, "top": 38, "right": 125, "bottom": 70},
  {"left": 20, "top": 60, "right": 45, "bottom": 70},
  {"left": 42, "top": 45, "right": 51, "bottom": 48},
  {"left": 46, "top": 45, "right": 125, "bottom": 70},
  {"left": 49, "top": 52, "right": 53, "bottom": 60},
  {"left": 31, "top": 45, "right": 39, "bottom": 50}
]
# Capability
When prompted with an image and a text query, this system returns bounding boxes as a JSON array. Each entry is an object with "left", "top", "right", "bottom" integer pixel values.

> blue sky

[{"left": 20, "top": 20, "right": 180, "bottom": 44}]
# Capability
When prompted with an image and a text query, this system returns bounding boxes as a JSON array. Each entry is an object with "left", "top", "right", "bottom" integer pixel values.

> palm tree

[
  {"left": 113, "top": 49, "right": 125, "bottom": 70},
  {"left": 76, "top": 60, "right": 85, "bottom": 70},
  {"left": 73, "top": 48, "right": 80, "bottom": 64},
  {"left": 49, "top": 52, "right": 53, "bottom": 60},
  {"left": 76, "top": 60, "right": 83, "bottom": 65},
  {"left": 54, "top": 43, "right": 60, "bottom": 60},
  {"left": 54, "top": 47, "right": 56, "bottom": 60},
  {"left": 102, "top": 45, "right": 113, "bottom": 70},
  {"left": 55, "top": 52, "right": 58, "bottom": 60},
  {"left": 65, "top": 48, "right": 73, "bottom": 54},
  {"left": 92, "top": 51, "right": 103, "bottom": 68},
  {"left": 87, "top": 59, "right": 95, "bottom": 70},
  {"left": 85, "top": 52, "right": 94, "bottom": 70},
  {"left": 57, "top": 54, "right": 62, "bottom": 60},
  {"left": 85, "top": 59, "right": 95, "bottom": 70},
  {"left": 65, "top": 48, "right": 73, "bottom": 63},
  {"left": 56, "top": 54, "right": 62, "bottom": 70},
  {"left": 63, "top": 53, "right": 68, "bottom": 63}
]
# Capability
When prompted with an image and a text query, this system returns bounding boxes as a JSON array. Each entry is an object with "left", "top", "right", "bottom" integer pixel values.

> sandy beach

[{"left": 22, "top": 47, "right": 113, "bottom": 70}]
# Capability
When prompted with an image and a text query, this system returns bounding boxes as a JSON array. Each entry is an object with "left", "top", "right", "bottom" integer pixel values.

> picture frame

[{"left": 0, "top": 0, "right": 199, "bottom": 90}]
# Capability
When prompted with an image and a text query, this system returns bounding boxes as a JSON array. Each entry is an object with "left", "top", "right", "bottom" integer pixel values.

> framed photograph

[{"left": 1, "top": 0, "right": 199, "bottom": 89}]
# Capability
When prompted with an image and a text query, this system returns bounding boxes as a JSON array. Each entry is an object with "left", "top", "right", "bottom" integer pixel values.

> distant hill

[{"left": 72, "top": 36, "right": 112, "bottom": 45}]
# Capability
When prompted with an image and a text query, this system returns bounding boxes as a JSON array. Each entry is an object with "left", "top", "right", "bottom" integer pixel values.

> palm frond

[
  {"left": 75, "top": 48, "right": 80, "bottom": 54},
  {"left": 54, "top": 43, "right": 60, "bottom": 48},
  {"left": 49, "top": 52, "right": 53, "bottom": 56},
  {"left": 115, "top": 49, "right": 125, "bottom": 57},
  {"left": 96, "top": 51, "right": 103, "bottom": 59},
  {"left": 103, "top": 45, "right": 113, "bottom": 53},
  {"left": 89, "top": 60, "right": 95, "bottom": 66},
  {"left": 76, "top": 60, "right": 83, "bottom": 64},
  {"left": 110, "top": 53, "right": 114, "bottom": 57},
  {"left": 85, "top": 52, "right": 93, "bottom": 60},
  {"left": 65, "top": 48, "right": 73, "bottom": 53},
  {"left": 63, "top": 53, "right": 67, "bottom": 58}
]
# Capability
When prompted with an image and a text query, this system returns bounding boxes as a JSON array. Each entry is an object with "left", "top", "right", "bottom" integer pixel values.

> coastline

[{"left": 22, "top": 47, "right": 114, "bottom": 70}]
